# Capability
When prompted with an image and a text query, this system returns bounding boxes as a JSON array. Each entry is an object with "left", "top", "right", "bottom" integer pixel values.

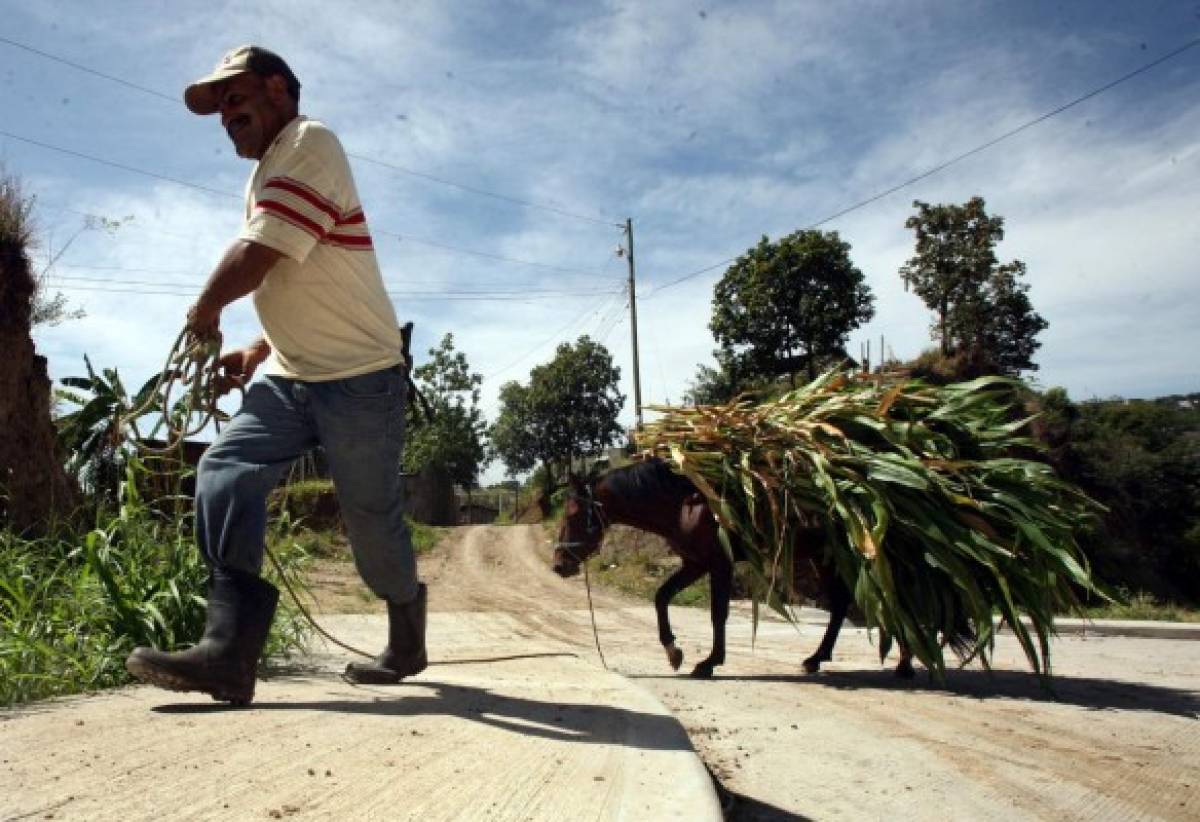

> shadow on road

[
  {"left": 264, "top": 651, "right": 581, "bottom": 677},
  {"left": 706, "top": 764, "right": 815, "bottom": 822},
  {"left": 151, "top": 678, "right": 696, "bottom": 750},
  {"left": 631, "top": 667, "right": 1200, "bottom": 718},
  {"left": 431, "top": 652, "right": 581, "bottom": 666}
]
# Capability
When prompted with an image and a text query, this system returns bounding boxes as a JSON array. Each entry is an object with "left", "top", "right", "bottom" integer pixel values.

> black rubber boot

[
  {"left": 344, "top": 583, "right": 427, "bottom": 684},
  {"left": 125, "top": 569, "right": 280, "bottom": 706}
]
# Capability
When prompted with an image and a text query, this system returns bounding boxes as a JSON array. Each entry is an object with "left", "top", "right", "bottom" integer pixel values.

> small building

[
  {"left": 458, "top": 500, "right": 499, "bottom": 525},
  {"left": 400, "top": 462, "right": 456, "bottom": 525}
]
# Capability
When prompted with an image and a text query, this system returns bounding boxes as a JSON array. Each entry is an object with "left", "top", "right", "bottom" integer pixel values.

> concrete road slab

[{"left": 0, "top": 612, "right": 721, "bottom": 822}]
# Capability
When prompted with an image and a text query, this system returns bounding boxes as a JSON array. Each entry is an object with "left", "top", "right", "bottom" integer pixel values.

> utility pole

[{"left": 624, "top": 218, "right": 644, "bottom": 430}]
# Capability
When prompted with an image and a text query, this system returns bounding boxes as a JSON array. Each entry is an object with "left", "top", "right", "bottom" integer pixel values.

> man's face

[{"left": 216, "top": 72, "right": 291, "bottom": 160}]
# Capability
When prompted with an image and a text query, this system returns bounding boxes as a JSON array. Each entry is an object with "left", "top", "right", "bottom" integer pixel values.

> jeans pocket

[{"left": 337, "top": 369, "right": 396, "bottom": 399}]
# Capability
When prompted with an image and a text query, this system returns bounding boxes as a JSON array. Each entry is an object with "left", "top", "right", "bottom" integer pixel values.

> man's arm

[{"left": 187, "top": 239, "right": 285, "bottom": 334}]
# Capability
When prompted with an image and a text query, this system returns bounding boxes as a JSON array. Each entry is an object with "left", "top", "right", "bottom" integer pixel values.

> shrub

[{"left": 0, "top": 463, "right": 311, "bottom": 706}]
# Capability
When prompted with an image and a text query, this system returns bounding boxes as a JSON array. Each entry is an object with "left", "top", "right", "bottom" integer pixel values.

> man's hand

[
  {"left": 187, "top": 298, "right": 222, "bottom": 338},
  {"left": 215, "top": 339, "right": 271, "bottom": 396}
]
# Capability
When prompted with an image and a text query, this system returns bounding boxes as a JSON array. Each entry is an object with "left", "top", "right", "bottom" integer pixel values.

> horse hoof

[
  {"left": 665, "top": 645, "right": 684, "bottom": 671},
  {"left": 802, "top": 657, "right": 822, "bottom": 674},
  {"left": 895, "top": 661, "right": 915, "bottom": 680},
  {"left": 689, "top": 664, "right": 714, "bottom": 679}
]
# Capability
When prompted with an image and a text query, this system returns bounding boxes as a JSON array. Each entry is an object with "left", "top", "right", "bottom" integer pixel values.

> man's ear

[{"left": 264, "top": 73, "right": 291, "bottom": 107}]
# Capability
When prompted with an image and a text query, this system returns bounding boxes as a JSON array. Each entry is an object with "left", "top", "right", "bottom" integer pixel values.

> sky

[{"left": 2, "top": 1, "right": 1198, "bottom": 484}]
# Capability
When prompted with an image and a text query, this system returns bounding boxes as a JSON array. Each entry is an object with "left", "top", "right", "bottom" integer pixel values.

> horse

[{"left": 551, "top": 458, "right": 917, "bottom": 679}]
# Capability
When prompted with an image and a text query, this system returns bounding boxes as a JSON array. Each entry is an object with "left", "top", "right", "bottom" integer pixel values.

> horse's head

[{"left": 552, "top": 473, "right": 609, "bottom": 578}]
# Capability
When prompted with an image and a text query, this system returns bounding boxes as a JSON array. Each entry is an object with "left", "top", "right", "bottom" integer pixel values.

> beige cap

[{"left": 184, "top": 45, "right": 297, "bottom": 115}]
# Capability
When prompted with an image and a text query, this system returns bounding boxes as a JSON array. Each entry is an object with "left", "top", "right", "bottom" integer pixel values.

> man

[{"left": 125, "top": 45, "right": 425, "bottom": 705}]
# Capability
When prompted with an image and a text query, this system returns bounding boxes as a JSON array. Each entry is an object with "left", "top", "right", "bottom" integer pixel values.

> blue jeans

[{"left": 195, "top": 367, "right": 419, "bottom": 604}]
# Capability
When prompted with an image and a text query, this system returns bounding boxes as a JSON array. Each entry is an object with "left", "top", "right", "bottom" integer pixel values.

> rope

[
  {"left": 264, "top": 542, "right": 374, "bottom": 659},
  {"left": 557, "top": 533, "right": 610, "bottom": 672},
  {"left": 129, "top": 324, "right": 369, "bottom": 657},
  {"left": 120, "top": 327, "right": 239, "bottom": 453},
  {"left": 581, "top": 557, "right": 609, "bottom": 671}
]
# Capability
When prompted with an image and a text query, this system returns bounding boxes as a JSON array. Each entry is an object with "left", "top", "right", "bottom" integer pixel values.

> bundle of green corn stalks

[{"left": 638, "top": 371, "right": 1105, "bottom": 681}]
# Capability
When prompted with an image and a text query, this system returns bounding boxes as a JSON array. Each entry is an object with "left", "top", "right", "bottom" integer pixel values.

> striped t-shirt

[{"left": 239, "top": 116, "right": 402, "bottom": 381}]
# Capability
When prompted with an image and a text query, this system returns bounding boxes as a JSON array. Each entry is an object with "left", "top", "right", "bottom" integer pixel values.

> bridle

[
  {"left": 554, "top": 484, "right": 609, "bottom": 563},
  {"left": 552, "top": 482, "right": 611, "bottom": 671}
]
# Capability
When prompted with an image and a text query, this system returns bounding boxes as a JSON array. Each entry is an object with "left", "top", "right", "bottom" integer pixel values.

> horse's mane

[{"left": 600, "top": 457, "right": 696, "bottom": 500}]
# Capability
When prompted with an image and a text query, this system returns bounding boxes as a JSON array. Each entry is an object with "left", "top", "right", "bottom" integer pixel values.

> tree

[
  {"left": 489, "top": 336, "right": 625, "bottom": 496},
  {"left": 684, "top": 350, "right": 767, "bottom": 406},
  {"left": 1032, "top": 389, "right": 1200, "bottom": 602},
  {"left": 900, "top": 197, "right": 1046, "bottom": 375},
  {"left": 981, "top": 261, "right": 1048, "bottom": 374},
  {"left": 710, "top": 229, "right": 874, "bottom": 384},
  {"left": 402, "top": 333, "right": 487, "bottom": 489},
  {"left": 488, "top": 380, "right": 539, "bottom": 478},
  {"left": 685, "top": 358, "right": 741, "bottom": 406}
]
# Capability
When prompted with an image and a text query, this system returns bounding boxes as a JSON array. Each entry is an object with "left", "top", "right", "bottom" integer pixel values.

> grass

[
  {"left": 0, "top": 470, "right": 311, "bottom": 707},
  {"left": 286, "top": 518, "right": 445, "bottom": 561},
  {"left": 289, "top": 518, "right": 450, "bottom": 614},
  {"left": 273, "top": 478, "right": 443, "bottom": 558},
  {"left": 1082, "top": 591, "right": 1200, "bottom": 623},
  {"left": 590, "top": 526, "right": 709, "bottom": 606},
  {"left": 551, "top": 522, "right": 752, "bottom": 609}
]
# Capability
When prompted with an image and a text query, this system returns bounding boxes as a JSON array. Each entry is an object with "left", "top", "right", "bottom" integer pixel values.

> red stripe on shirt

[
  {"left": 263, "top": 177, "right": 341, "bottom": 222},
  {"left": 255, "top": 199, "right": 326, "bottom": 239},
  {"left": 335, "top": 209, "right": 365, "bottom": 226},
  {"left": 324, "top": 232, "right": 374, "bottom": 248}
]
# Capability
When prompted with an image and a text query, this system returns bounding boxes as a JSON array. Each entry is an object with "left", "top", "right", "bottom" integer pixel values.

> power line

[
  {"left": 0, "top": 34, "right": 622, "bottom": 228},
  {"left": 46, "top": 279, "right": 621, "bottom": 302},
  {"left": 47, "top": 224, "right": 618, "bottom": 282},
  {"left": 347, "top": 153, "right": 621, "bottom": 227},
  {"left": 643, "top": 36, "right": 1200, "bottom": 299},
  {"left": 0, "top": 129, "right": 239, "bottom": 200},
  {"left": 48, "top": 273, "right": 620, "bottom": 298},
  {"left": 0, "top": 35, "right": 178, "bottom": 103},
  {"left": 483, "top": 292, "right": 622, "bottom": 382},
  {"left": 588, "top": 291, "right": 629, "bottom": 344},
  {"left": 482, "top": 252, "right": 625, "bottom": 380},
  {"left": 596, "top": 303, "right": 628, "bottom": 347},
  {"left": 0, "top": 136, "right": 613, "bottom": 275},
  {"left": 375, "top": 228, "right": 614, "bottom": 277},
  {"left": 805, "top": 36, "right": 1200, "bottom": 231},
  {"left": 54, "top": 259, "right": 626, "bottom": 288}
]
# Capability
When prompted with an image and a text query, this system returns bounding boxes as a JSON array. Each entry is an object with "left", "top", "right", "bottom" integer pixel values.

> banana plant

[{"left": 55, "top": 356, "right": 161, "bottom": 502}]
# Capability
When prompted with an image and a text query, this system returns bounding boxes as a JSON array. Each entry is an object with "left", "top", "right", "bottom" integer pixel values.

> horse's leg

[
  {"left": 803, "top": 575, "right": 850, "bottom": 674},
  {"left": 655, "top": 563, "right": 705, "bottom": 671},
  {"left": 691, "top": 553, "right": 732, "bottom": 679},
  {"left": 895, "top": 641, "right": 915, "bottom": 679}
]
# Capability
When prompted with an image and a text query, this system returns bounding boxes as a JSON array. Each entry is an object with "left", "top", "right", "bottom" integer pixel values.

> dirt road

[
  {"left": 421, "top": 525, "right": 1200, "bottom": 821},
  {"left": 4, "top": 525, "right": 1199, "bottom": 821}
]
